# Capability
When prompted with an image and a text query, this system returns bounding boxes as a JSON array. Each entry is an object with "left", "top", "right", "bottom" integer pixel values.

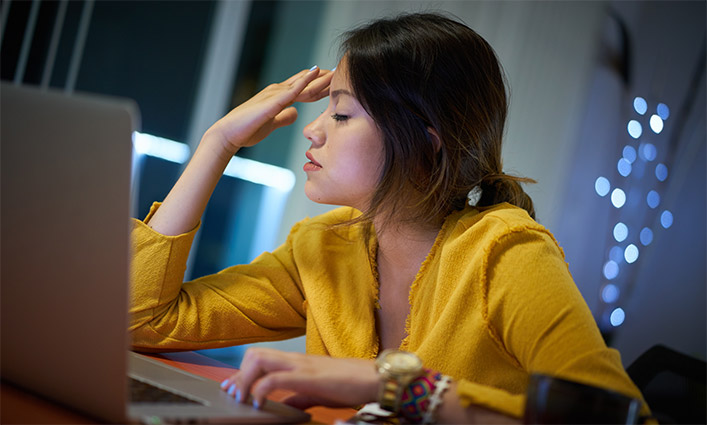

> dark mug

[{"left": 524, "top": 373, "right": 642, "bottom": 424}]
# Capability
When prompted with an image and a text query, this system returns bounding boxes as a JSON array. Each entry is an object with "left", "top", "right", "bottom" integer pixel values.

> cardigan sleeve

[
  {"left": 456, "top": 226, "right": 649, "bottom": 418},
  {"left": 129, "top": 203, "right": 307, "bottom": 352}
]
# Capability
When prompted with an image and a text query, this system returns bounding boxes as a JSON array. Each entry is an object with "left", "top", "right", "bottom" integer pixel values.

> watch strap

[{"left": 378, "top": 375, "right": 404, "bottom": 412}]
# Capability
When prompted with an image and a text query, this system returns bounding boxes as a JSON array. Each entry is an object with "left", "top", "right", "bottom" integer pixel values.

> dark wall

[
  {"left": 77, "top": 1, "right": 215, "bottom": 142},
  {"left": 1, "top": 0, "right": 216, "bottom": 142}
]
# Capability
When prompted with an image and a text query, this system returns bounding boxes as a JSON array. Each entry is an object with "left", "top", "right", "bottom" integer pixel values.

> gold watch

[{"left": 375, "top": 349, "right": 424, "bottom": 412}]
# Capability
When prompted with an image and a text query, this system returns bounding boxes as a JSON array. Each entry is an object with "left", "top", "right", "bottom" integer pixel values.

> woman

[{"left": 130, "top": 13, "right": 646, "bottom": 423}]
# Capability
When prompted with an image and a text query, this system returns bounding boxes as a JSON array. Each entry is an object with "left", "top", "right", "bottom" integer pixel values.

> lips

[{"left": 304, "top": 151, "right": 322, "bottom": 170}]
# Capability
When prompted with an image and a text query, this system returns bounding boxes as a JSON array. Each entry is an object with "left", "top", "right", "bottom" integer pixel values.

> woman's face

[{"left": 302, "top": 60, "right": 384, "bottom": 211}]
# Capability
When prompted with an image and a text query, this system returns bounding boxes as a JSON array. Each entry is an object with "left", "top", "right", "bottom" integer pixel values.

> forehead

[
  {"left": 330, "top": 59, "right": 356, "bottom": 101},
  {"left": 333, "top": 56, "right": 353, "bottom": 86}
]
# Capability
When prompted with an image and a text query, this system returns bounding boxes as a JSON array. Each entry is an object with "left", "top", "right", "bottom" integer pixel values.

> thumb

[
  {"left": 271, "top": 107, "right": 298, "bottom": 130},
  {"left": 280, "top": 393, "right": 354, "bottom": 410},
  {"left": 280, "top": 393, "right": 320, "bottom": 410},
  {"left": 244, "top": 107, "right": 298, "bottom": 147}
]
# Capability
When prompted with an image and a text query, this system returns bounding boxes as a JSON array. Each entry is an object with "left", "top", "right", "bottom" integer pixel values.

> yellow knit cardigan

[{"left": 129, "top": 202, "right": 646, "bottom": 418}]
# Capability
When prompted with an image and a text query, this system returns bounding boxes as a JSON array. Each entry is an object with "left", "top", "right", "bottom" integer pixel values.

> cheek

[
  {"left": 346, "top": 158, "right": 380, "bottom": 188},
  {"left": 361, "top": 134, "right": 385, "bottom": 182},
  {"left": 333, "top": 139, "right": 382, "bottom": 186}
]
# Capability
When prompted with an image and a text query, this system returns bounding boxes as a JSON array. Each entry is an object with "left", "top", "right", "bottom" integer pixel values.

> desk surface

[{"left": 1, "top": 351, "right": 355, "bottom": 424}]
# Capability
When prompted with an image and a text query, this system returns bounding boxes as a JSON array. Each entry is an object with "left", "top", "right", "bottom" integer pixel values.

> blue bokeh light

[
  {"left": 657, "top": 102, "right": 670, "bottom": 120},
  {"left": 647, "top": 190, "right": 660, "bottom": 209},
  {"left": 610, "top": 307, "right": 626, "bottom": 327},
  {"left": 650, "top": 114, "right": 664, "bottom": 134},
  {"left": 613, "top": 222, "right": 629, "bottom": 242},
  {"left": 603, "top": 261, "right": 619, "bottom": 280},
  {"left": 655, "top": 163, "right": 668, "bottom": 181},
  {"left": 617, "top": 158, "right": 632, "bottom": 177},
  {"left": 595, "top": 177, "right": 610, "bottom": 197},
  {"left": 602, "top": 284, "right": 620, "bottom": 303},
  {"left": 623, "top": 145, "right": 637, "bottom": 164},
  {"left": 639, "top": 142, "right": 657, "bottom": 161},
  {"left": 661, "top": 210, "right": 674, "bottom": 229},
  {"left": 640, "top": 227, "right": 653, "bottom": 246},
  {"left": 633, "top": 97, "right": 647, "bottom": 115},
  {"left": 609, "top": 246, "right": 624, "bottom": 263},
  {"left": 627, "top": 120, "right": 642, "bottom": 139},
  {"left": 624, "top": 244, "right": 639, "bottom": 264},
  {"left": 611, "top": 188, "right": 626, "bottom": 208}
]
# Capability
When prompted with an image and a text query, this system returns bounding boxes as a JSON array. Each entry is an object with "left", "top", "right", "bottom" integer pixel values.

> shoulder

[
  {"left": 450, "top": 203, "right": 553, "bottom": 242},
  {"left": 456, "top": 203, "right": 540, "bottom": 233},
  {"left": 280, "top": 207, "right": 369, "bottom": 276},
  {"left": 442, "top": 203, "right": 566, "bottom": 262}
]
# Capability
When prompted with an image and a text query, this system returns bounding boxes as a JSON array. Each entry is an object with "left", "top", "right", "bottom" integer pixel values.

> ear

[{"left": 427, "top": 127, "right": 442, "bottom": 153}]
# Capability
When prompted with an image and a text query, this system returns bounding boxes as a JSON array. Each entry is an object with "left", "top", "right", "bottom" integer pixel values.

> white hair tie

[{"left": 467, "top": 186, "right": 482, "bottom": 206}]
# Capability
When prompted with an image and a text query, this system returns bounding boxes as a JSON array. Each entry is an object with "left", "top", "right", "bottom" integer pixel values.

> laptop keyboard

[{"left": 130, "top": 377, "right": 201, "bottom": 404}]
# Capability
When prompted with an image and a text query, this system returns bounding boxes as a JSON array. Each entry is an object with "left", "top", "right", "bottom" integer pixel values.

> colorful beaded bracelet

[{"left": 399, "top": 369, "right": 452, "bottom": 424}]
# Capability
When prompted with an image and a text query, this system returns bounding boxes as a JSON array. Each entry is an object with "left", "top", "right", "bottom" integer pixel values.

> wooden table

[{"left": 1, "top": 351, "right": 356, "bottom": 424}]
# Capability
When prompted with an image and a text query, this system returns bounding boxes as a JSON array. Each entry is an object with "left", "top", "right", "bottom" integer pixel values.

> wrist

[
  {"left": 375, "top": 349, "right": 424, "bottom": 412},
  {"left": 202, "top": 123, "right": 241, "bottom": 161},
  {"left": 374, "top": 350, "right": 451, "bottom": 424}
]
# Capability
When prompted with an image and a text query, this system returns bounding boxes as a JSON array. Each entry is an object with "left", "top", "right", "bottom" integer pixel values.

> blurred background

[{"left": 2, "top": 0, "right": 704, "bottom": 371}]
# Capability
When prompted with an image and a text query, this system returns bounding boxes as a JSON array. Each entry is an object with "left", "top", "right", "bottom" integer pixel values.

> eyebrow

[{"left": 330, "top": 89, "right": 354, "bottom": 99}]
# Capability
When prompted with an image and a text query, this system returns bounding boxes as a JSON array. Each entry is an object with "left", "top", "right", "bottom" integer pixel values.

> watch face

[{"left": 383, "top": 351, "right": 422, "bottom": 373}]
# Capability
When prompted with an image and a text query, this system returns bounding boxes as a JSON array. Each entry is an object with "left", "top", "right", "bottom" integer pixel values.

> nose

[{"left": 303, "top": 112, "right": 326, "bottom": 147}]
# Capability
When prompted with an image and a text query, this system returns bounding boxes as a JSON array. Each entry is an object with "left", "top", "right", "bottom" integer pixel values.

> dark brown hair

[{"left": 339, "top": 12, "right": 535, "bottom": 231}]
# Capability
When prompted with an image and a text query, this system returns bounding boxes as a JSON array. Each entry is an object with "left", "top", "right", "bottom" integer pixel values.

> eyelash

[{"left": 331, "top": 113, "right": 349, "bottom": 122}]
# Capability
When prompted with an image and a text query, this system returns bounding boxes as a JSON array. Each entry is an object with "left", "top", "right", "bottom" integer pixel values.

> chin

[
  {"left": 304, "top": 182, "right": 364, "bottom": 209},
  {"left": 303, "top": 184, "right": 327, "bottom": 205}
]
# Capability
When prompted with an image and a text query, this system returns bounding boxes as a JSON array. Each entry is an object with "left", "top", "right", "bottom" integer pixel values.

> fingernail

[
  {"left": 331, "top": 66, "right": 337, "bottom": 72},
  {"left": 236, "top": 389, "right": 242, "bottom": 402},
  {"left": 228, "top": 384, "right": 236, "bottom": 397},
  {"left": 220, "top": 379, "right": 229, "bottom": 389},
  {"left": 253, "top": 399, "right": 260, "bottom": 410},
  {"left": 309, "top": 65, "right": 318, "bottom": 71}
]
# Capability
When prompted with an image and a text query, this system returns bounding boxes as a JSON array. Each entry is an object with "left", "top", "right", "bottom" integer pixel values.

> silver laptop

[{"left": 0, "top": 82, "right": 310, "bottom": 424}]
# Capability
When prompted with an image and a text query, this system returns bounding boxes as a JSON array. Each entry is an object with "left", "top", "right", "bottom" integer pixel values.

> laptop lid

[
  {"left": 1, "top": 82, "right": 136, "bottom": 422},
  {"left": 0, "top": 83, "right": 310, "bottom": 424}
]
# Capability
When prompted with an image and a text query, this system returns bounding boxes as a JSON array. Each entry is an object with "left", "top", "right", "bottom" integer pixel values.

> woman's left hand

[{"left": 220, "top": 347, "right": 379, "bottom": 410}]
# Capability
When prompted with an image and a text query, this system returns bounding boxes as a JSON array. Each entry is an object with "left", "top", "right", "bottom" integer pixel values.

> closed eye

[{"left": 331, "top": 113, "right": 349, "bottom": 122}]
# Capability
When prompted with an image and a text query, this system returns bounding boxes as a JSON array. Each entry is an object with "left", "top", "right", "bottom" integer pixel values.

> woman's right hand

[
  {"left": 145, "top": 66, "right": 332, "bottom": 236},
  {"left": 206, "top": 66, "right": 333, "bottom": 157}
]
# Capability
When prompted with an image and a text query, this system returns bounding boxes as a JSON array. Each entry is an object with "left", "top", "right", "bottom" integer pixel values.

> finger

[
  {"left": 303, "top": 69, "right": 333, "bottom": 91},
  {"left": 303, "top": 84, "right": 332, "bottom": 103},
  {"left": 258, "top": 68, "right": 321, "bottom": 116},
  {"left": 252, "top": 372, "right": 355, "bottom": 409},
  {"left": 279, "top": 67, "right": 320, "bottom": 94},
  {"left": 220, "top": 371, "right": 240, "bottom": 397},
  {"left": 283, "top": 67, "right": 334, "bottom": 88},
  {"left": 250, "top": 371, "right": 311, "bottom": 408},
  {"left": 313, "top": 85, "right": 332, "bottom": 102},
  {"left": 282, "top": 68, "right": 312, "bottom": 85},
  {"left": 288, "top": 66, "right": 324, "bottom": 95},
  {"left": 296, "top": 73, "right": 333, "bottom": 103},
  {"left": 281, "top": 393, "right": 355, "bottom": 410},
  {"left": 280, "top": 393, "right": 327, "bottom": 410},
  {"left": 235, "top": 348, "right": 293, "bottom": 403}
]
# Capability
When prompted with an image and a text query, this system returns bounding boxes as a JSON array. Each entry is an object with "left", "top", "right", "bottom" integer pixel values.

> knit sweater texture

[{"left": 129, "top": 202, "right": 646, "bottom": 418}]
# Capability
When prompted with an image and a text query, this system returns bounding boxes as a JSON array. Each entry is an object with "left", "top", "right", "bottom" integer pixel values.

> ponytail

[{"left": 477, "top": 174, "right": 536, "bottom": 219}]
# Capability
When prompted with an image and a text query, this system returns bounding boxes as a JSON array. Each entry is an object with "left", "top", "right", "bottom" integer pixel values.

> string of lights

[{"left": 594, "top": 96, "right": 673, "bottom": 332}]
